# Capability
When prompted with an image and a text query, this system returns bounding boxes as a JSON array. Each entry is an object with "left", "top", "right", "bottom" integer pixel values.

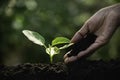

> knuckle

[
  {"left": 76, "top": 31, "right": 84, "bottom": 38},
  {"left": 100, "top": 38, "right": 109, "bottom": 45},
  {"left": 96, "top": 37, "right": 109, "bottom": 46}
]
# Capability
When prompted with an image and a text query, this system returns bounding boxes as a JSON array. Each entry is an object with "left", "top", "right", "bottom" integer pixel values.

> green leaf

[
  {"left": 52, "top": 37, "right": 70, "bottom": 46},
  {"left": 59, "top": 43, "right": 74, "bottom": 49},
  {"left": 22, "top": 30, "right": 45, "bottom": 46}
]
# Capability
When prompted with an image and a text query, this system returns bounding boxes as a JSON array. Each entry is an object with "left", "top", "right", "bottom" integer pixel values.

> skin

[{"left": 64, "top": 3, "right": 120, "bottom": 63}]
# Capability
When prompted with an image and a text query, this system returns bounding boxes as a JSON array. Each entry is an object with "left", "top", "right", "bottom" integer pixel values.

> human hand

[{"left": 64, "top": 3, "right": 120, "bottom": 63}]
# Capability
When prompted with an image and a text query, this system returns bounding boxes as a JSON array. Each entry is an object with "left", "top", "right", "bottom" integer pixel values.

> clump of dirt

[{"left": 68, "top": 33, "right": 97, "bottom": 56}]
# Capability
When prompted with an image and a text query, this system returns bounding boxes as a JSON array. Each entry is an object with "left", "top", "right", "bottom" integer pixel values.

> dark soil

[
  {"left": 0, "top": 59, "right": 120, "bottom": 80},
  {"left": 0, "top": 62, "right": 67, "bottom": 80}
]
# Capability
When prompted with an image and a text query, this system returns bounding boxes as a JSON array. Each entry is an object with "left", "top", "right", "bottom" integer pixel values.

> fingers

[
  {"left": 64, "top": 51, "right": 78, "bottom": 63},
  {"left": 64, "top": 56, "right": 78, "bottom": 64},
  {"left": 63, "top": 51, "right": 71, "bottom": 59},
  {"left": 65, "top": 22, "right": 92, "bottom": 63}
]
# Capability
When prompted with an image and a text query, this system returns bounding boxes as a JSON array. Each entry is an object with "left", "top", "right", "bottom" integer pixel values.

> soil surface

[{"left": 0, "top": 59, "right": 120, "bottom": 80}]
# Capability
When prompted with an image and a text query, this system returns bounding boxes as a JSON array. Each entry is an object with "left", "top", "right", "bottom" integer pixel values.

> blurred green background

[{"left": 0, "top": 0, "right": 120, "bottom": 65}]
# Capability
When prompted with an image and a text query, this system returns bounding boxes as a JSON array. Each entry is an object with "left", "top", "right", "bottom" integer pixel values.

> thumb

[{"left": 71, "top": 22, "right": 90, "bottom": 43}]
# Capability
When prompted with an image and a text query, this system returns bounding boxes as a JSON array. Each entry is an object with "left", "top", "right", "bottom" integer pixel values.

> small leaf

[
  {"left": 46, "top": 46, "right": 60, "bottom": 63},
  {"left": 59, "top": 43, "right": 74, "bottom": 49},
  {"left": 52, "top": 37, "right": 70, "bottom": 46},
  {"left": 46, "top": 46, "right": 60, "bottom": 57},
  {"left": 22, "top": 30, "right": 45, "bottom": 46}
]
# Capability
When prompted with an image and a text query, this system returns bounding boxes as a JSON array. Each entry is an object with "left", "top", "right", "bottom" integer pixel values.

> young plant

[{"left": 22, "top": 30, "right": 73, "bottom": 63}]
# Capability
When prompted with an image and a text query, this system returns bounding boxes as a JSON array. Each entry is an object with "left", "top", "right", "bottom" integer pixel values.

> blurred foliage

[{"left": 0, "top": 0, "right": 120, "bottom": 65}]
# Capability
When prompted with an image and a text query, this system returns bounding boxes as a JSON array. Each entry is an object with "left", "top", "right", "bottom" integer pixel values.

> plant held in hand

[{"left": 22, "top": 30, "right": 73, "bottom": 63}]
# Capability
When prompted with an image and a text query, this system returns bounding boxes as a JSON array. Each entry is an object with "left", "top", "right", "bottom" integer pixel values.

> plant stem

[
  {"left": 50, "top": 56, "right": 53, "bottom": 63},
  {"left": 43, "top": 44, "right": 47, "bottom": 49}
]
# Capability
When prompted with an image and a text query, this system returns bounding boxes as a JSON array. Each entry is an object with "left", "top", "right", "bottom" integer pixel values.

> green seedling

[{"left": 22, "top": 30, "right": 73, "bottom": 63}]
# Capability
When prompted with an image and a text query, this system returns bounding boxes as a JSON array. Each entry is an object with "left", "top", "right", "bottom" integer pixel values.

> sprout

[{"left": 22, "top": 30, "right": 73, "bottom": 63}]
